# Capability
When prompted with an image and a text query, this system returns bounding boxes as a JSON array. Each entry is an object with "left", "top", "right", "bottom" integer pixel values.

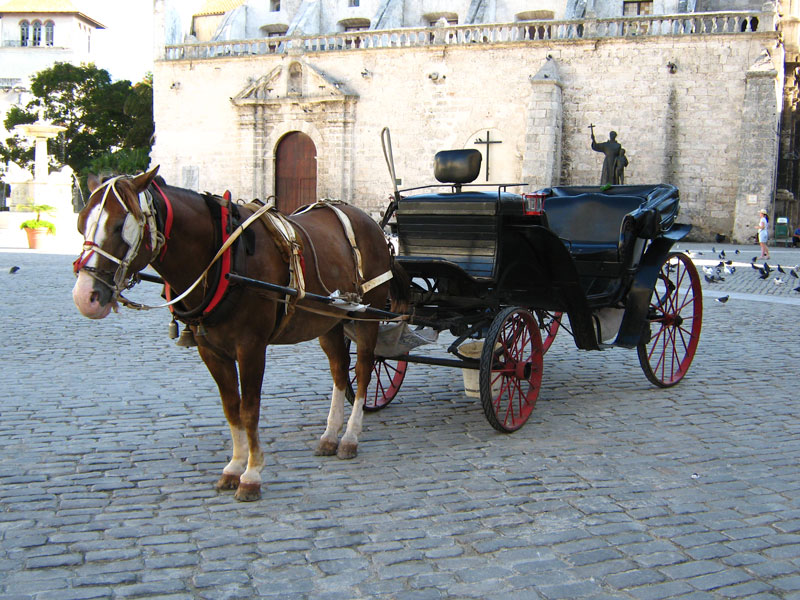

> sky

[{"left": 78, "top": 0, "right": 155, "bottom": 83}]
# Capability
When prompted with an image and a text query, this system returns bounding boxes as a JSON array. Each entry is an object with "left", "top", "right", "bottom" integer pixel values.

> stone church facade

[{"left": 151, "top": 0, "right": 800, "bottom": 242}]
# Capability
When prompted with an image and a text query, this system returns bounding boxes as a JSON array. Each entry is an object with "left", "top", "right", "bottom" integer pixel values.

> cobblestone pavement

[{"left": 1, "top": 244, "right": 799, "bottom": 600}]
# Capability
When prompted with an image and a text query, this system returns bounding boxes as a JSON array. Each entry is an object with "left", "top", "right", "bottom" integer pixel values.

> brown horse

[{"left": 72, "top": 167, "right": 403, "bottom": 501}]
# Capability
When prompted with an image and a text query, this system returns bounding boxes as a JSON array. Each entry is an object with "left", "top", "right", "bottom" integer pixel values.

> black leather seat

[{"left": 543, "top": 193, "right": 644, "bottom": 259}]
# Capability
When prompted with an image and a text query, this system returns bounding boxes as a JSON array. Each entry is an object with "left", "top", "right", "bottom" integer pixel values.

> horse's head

[{"left": 72, "top": 166, "right": 161, "bottom": 319}]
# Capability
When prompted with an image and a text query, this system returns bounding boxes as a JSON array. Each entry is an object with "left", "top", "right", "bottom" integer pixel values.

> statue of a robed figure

[{"left": 590, "top": 125, "right": 627, "bottom": 185}]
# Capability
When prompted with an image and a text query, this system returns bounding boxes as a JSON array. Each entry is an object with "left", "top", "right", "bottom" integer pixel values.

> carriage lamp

[
  {"left": 666, "top": 61, "right": 677, "bottom": 74},
  {"left": 523, "top": 192, "right": 546, "bottom": 215}
]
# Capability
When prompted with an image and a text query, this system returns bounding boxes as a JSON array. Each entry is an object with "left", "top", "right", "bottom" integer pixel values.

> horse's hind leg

[
  {"left": 197, "top": 347, "right": 248, "bottom": 492},
  {"left": 316, "top": 325, "right": 349, "bottom": 456},
  {"left": 338, "top": 319, "right": 378, "bottom": 460}
]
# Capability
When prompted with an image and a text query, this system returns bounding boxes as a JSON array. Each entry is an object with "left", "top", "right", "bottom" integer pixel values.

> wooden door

[{"left": 275, "top": 132, "right": 317, "bottom": 214}]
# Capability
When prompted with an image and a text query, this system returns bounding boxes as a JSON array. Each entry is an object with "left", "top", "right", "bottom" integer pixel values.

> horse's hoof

[
  {"left": 336, "top": 442, "right": 358, "bottom": 460},
  {"left": 315, "top": 439, "right": 338, "bottom": 456},
  {"left": 234, "top": 483, "right": 262, "bottom": 502},
  {"left": 215, "top": 473, "right": 240, "bottom": 491}
]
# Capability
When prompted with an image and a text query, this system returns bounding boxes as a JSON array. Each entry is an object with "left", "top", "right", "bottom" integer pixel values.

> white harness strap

[
  {"left": 297, "top": 200, "right": 392, "bottom": 295},
  {"left": 261, "top": 209, "right": 306, "bottom": 302}
]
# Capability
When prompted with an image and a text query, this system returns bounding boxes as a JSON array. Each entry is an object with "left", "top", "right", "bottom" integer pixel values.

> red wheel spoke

[{"left": 638, "top": 252, "right": 702, "bottom": 388}]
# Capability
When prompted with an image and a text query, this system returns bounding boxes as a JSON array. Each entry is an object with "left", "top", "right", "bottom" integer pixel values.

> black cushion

[{"left": 434, "top": 150, "right": 482, "bottom": 185}]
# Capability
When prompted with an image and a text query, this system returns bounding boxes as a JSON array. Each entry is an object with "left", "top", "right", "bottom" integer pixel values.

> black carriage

[{"left": 348, "top": 144, "right": 702, "bottom": 432}]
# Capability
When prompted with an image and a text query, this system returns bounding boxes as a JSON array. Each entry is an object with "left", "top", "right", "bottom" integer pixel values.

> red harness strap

[
  {"left": 203, "top": 200, "right": 232, "bottom": 316},
  {"left": 164, "top": 190, "right": 235, "bottom": 320},
  {"left": 151, "top": 181, "right": 173, "bottom": 261}
]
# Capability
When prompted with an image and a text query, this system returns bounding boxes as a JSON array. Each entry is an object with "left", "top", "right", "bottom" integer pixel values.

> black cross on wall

[{"left": 474, "top": 130, "right": 502, "bottom": 182}]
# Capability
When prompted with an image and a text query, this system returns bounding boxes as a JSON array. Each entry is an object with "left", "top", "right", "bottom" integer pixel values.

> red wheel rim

[
  {"left": 638, "top": 252, "right": 702, "bottom": 387},
  {"left": 346, "top": 341, "right": 407, "bottom": 411},
  {"left": 480, "top": 308, "right": 543, "bottom": 432},
  {"left": 538, "top": 310, "right": 562, "bottom": 354}
]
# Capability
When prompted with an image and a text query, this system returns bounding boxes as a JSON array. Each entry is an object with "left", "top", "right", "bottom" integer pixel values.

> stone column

[
  {"left": 731, "top": 53, "right": 781, "bottom": 243},
  {"left": 522, "top": 58, "right": 563, "bottom": 190}
]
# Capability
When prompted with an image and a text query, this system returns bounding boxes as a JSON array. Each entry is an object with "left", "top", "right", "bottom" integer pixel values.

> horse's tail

[{"left": 388, "top": 255, "right": 410, "bottom": 315}]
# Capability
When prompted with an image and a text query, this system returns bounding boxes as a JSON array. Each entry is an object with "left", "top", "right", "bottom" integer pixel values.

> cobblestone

[{"left": 2, "top": 244, "right": 800, "bottom": 598}]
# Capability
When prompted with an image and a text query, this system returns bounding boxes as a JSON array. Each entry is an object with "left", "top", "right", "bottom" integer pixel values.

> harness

[
  {"left": 165, "top": 192, "right": 255, "bottom": 326},
  {"left": 74, "top": 176, "right": 393, "bottom": 335}
]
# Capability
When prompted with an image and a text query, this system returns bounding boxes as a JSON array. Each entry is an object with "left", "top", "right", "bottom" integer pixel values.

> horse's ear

[
  {"left": 132, "top": 165, "right": 161, "bottom": 193},
  {"left": 87, "top": 174, "right": 101, "bottom": 193}
]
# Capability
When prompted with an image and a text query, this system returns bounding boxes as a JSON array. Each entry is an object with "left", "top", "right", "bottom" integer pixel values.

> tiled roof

[
  {"left": 194, "top": 0, "right": 245, "bottom": 17},
  {"left": 0, "top": 0, "right": 105, "bottom": 28}
]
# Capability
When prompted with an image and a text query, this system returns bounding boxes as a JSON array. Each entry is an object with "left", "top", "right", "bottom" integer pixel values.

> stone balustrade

[{"left": 163, "top": 10, "right": 773, "bottom": 60}]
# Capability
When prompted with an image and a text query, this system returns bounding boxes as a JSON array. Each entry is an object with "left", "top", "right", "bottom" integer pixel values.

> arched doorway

[{"left": 275, "top": 131, "right": 317, "bottom": 214}]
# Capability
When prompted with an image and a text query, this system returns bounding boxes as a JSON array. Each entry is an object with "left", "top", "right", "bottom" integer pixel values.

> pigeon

[
  {"left": 725, "top": 260, "right": 733, "bottom": 265},
  {"left": 724, "top": 264, "right": 735, "bottom": 275},
  {"left": 716, "top": 295, "right": 730, "bottom": 303},
  {"left": 735, "top": 249, "right": 740, "bottom": 255},
  {"left": 751, "top": 262, "right": 759, "bottom": 270},
  {"left": 8, "top": 266, "right": 19, "bottom": 274},
  {"left": 716, "top": 261, "right": 724, "bottom": 269},
  {"left": 774, "top": 277, "right": 785, "bottom": 285},
  {"left": 777, "top": 265, "right": 785, "bottom": 274},
  {"left": 763, "top": 263, "right": 772, "bottom": 273},
  {"left": 751, "top": 256, "right": 758, "bottom": 263},
  {"left": 794, "top": 286, "right": 800, "bottom": 292},
  {"left": 704, "top": 274, "right": 719, "bottom": 283},
  {"left": 719, "top": 250, "right": 726, "bottom": 259},
  {"left": 790, "top": 269, "right": 798, "bottom": 279},
  {"left": 759, "top": 269, "right": 769, "bottom": 279},
  {"left": 711, "top": 247, "right": 716, "bottom": 253},
  {"left": 702, "top": 266, "right": 716, "bottom": 276}
]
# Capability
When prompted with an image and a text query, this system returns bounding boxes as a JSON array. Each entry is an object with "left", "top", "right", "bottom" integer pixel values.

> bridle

[
  {"left": 73, "top": 174, "right": 273, "bottom": 312},
  {"left": 73, "top": 176, "right": 164, "bottom": 300}
]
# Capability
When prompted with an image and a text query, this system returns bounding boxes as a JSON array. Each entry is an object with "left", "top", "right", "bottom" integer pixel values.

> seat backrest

[
  {"left": 396, "top": 191, "right": 498, "bottom": 279},
  {"left": 544, "top": 193, "right": 643, "bottom": 253}
]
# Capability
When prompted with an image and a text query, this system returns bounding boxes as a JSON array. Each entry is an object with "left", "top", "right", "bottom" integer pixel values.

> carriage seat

[
  {"left": 543, "top": 192, "right": 644, "bottom": 260},
  {"left": 396, "top": 149, "right": 500, "bottom": 280}
]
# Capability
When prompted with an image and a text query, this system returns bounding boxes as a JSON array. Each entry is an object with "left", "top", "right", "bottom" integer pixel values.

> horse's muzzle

[{"left": 72, "top": 271, "right": 117, "bottom": 319}]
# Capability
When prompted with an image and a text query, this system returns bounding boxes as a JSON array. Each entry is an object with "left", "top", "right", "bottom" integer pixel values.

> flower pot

[{"left": 24, "top": 227, "right": 51, "bottom": 249}]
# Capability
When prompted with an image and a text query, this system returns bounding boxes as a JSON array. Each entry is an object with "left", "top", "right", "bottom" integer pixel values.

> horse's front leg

[
  {"left": 316, "top": 326, "right": 349, "bottom": 456},
  {"left": 197, "top": 346, "right": 248, "bottom": 492},
  {"left": 338, "top": 320, "right": 378, "bottom": 459},
  {"left": 233, "top": 344, "right": 268, "bottom": 502}
]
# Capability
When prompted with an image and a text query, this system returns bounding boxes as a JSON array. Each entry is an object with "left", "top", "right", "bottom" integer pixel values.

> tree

[{"left": 0, "top": 63, "right": 154, "bottom": 193}]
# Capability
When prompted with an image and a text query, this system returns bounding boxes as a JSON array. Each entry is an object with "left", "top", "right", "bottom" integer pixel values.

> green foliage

[
  {"left": 20, "top": 219, "right": 56, "bottom": 234},
  {"left": 0, "top": 63, "right": 154, "bottom": 186},
  {"left": 19, "top": 203, "right": 56, "bottom": 233}
]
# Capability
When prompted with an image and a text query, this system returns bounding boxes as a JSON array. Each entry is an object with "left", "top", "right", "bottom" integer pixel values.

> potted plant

[{"left": 19, "top": 203, "right": 56, "bottom": 249}]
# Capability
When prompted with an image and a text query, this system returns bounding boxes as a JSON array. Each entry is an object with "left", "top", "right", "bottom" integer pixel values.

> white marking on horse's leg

[
  {"left": 239, "top": 449, "right": 264, "bottom": 487},
  {"left": 222, "top": 426, "right": 248, "bottom": 477},
  {"left": 316, "top": 385, "right": 345, "bottom": 455},
  {"left": 338, "top": 393, "right": 364, "bottom": 459}
]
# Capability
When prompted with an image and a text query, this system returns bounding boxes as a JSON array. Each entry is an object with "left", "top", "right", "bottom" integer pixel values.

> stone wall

[{"left": 152, "top": 26, "right": 781, "bottom": 239}]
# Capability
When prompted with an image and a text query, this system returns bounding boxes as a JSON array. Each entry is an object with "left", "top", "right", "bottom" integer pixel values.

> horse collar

[{"left": 165, "top": 192, "right": 241, "bottom": 325}]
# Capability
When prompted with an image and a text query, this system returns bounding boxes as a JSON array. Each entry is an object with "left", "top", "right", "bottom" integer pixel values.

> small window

[
  {"left": 270, "top": 0, "right": 280, "bottom": 11},
  {"left": 45, "top": 21, "right": 54, "bottom": 46},
  {"left": 348, "top": 0, "right": 359, "bottom": 6},
  {"left": 344, "top": 24, "right": 368, "bottom": 31},
  {"left": 623, "top": 0, "right": 652, "bottom": 15},
  {"left": 20, "top": 21, "right": 29, "bottom": 46},
  {"left": 32, "top": 20, "right": 42, "bottom": 46}
]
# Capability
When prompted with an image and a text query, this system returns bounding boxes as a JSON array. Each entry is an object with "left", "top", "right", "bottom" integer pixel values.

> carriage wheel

[
  {"left": 637, "top": 252, "right": 702, "bottom": 388},
  {"left": 536, "top": 310, "right": 562, "bottom": 355},
  {"left": 345, "top": 338, "right": 408, "bottom": 411},
  {"left": 479, "top": 307, "right": 544, "bottom": 433}
]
